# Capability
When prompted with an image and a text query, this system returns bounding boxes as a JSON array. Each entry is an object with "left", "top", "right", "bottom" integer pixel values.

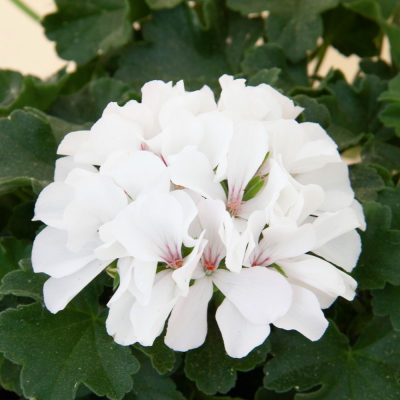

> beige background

[{"left": 0, "top": 0, "right": 392, "bottom": 81}]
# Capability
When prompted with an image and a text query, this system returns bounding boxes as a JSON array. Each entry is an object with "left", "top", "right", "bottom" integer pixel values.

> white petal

[
  {"left": 290, "top": 140, "right": 341, "bottom": 174},
  {"left": 66, "top": 169, "right": 128, "bottom": 224},
  {"left": 350, "top": 199, "right": 366, "bottom": 231},
  {"left": 90, "top": 114, "right": 143, "bottom": 162},
  {"left": 113, "top": 203, "right": 162, "bottom": 262},
  {"left": 197, "top": 111, "right": 233, "bottom": 169},
  {"left": 44, "top": 258, "right": 112, "bottom": 313},
  {"left": 100, "top": 150, "right": 166, "bottom": 199},
  {"left": 169, "top": 190, "right": 198, "bottom": 248},
  {"left": 295, "top": 162, "right": 354, "bottom": 212},
  {"left": 32, "top": 227, "right": 101, "bottom": 278},
  {"left": 197, "top": 199, "right": 227, "bottom": 268},
  {"left": 212, "top": 267, "right": 292, "bottom": 325},
  {"left": 290, "top": 184, "right": 325, "bottom": 224},
  {"left": 277, "top": 255, "right": 349, "bottom": 299},
  {"left": 133, "top": 259, "right": 158, "bottom": 297},
  {"left": 172, "top": 232, "right": 207, "bottom": 296},
  {"left": 216, "top": 298, "right": 270, "bottom": 358},
  {"left": 108, "top": 257, "right": 135, "bottom": 305},
  {"left": 264, "top": 85, "right": 303, "bottom": 119},
  {"left": 165, "top": 277, "right": 213, "bottom": 351},
  {"left": 168, "top": 146, "right": 226, "bottom": 201},
  {"left": 54, "top": 156, "right": 97, "bottom": 182},
  {"left": 130, "top": 271, "right": 179, "bottom": 346},
  {"left": 314, "top": 229, "right": 362, "bottom": 272},
  {"left": 32, "top": 182, "right": 74, "bottom": 229},
  {"left": 248, "top": 224, "right": 316, "bottom": 266},
  {"left": 227, "top": 121, "right": 269, "bottom": 205},
  {"left": 135, "top": 193, "right": 184, "bottom": 262},
  {"left": 106, "top": 290, "right": 136, "bottom": 346},
  {"left": 57, "top": 131, "right": 90, "bottom": 155},
  {"left": 219, "top": 213, "right": 250, "bottom": 273},
  {"left": 64, "top": 200, "right": 102, "bottom": 252},
  {"left": 273, "top": 285, "right": 328, "bottom": 341},
  {"left": 312, "top": 208, "right": 360, "bottom": 249}
]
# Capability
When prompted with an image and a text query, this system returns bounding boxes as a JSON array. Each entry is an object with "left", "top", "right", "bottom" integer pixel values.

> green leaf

[
  {"left": 264, "top": 318, "right": 400, "bottom": 399},
  {"left": 379, "top": 74, "right": 400, "bottom": 136},
  {"left": 133, "top": 333, "right": 175, "bottom": 375},
  {"left": 25, "top": 107, "right": 93, "bottom": 145},
  {"left": 0, "top": 283, "right": 139, "bottom": 400},
  {"left": 145, "top": 0, "right": 183, "bottom": 10},
  {"left": 377, "top": 184, "right": 400, "bottom": 229},
  {"left": 124, "top": 350, "right": 184, "bottom": 400},
  {"left": 318, "top": 75, "right": 388, "bottom": 150},
  {"left": 0, "top": 237, "right": 31, "bottom": 282},
  {"left": 247, "top": 68, "right": 281, "bottom": 87},
  {"left": 240, "top": 44, "right": 304, "bottom": 93},
  {"left": 0, "top": 263, "right": 48, "bottom": 306},
  {"left": 8, "top": 201, "right": 41, "bottom": 240},
  {"left": 0, "top": 69, "right": 69, "bottom": 117},
  {"left": 42, "top": 0, "right": 140, "bottom": 65},
  {"left": 360, "top": 59, "right": 392, "bottom": 80},
  {"left": 48, "top": 77, "right": 135, "bottom": 124},
  {"left": 184, "top": 304, "right": 270, "bottom": 395},
  {"left": 116, "top": 1, "right": 228, "bottom": 93},
  {"left": 322, "top": 5, "right": 381, "bottom": 58},
  {"left": 293, "top": 95, "right": 331, "bottom": 129},
  {"left": 361, "top": 138, "right": 400, "bottom": 171},
  {"left": 349, "top": 164, "right": 386, "bottom": 203},
  {"left": 372, "top": 283, "right": 400, "bottom": 330},
  {"left": 352, "top": 202, "right": 400, "bottom": 289},
  {"left": 227, "top": 0, "right": 339, "bottom": 62},
  {"left": 255, "top": 387, "right": 296, "bottom": 400},
  {"left": 225, "top": 11, "right": 264, "bottom": 75},
  {"left": 0, "top": 353, "right": 22, "bottom": 396},
  {"left": 0, "top": 109, "right": 57, "bottom": 193}
]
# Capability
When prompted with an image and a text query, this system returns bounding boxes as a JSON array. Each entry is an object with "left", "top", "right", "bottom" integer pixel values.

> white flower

[{"left": 31, "top": 74, "right": 364, "bottom": 359}]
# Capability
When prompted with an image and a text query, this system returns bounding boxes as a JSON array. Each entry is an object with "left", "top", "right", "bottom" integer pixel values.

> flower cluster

[{"left": 32, "top": 75, "right": 364, "bottom": 358}]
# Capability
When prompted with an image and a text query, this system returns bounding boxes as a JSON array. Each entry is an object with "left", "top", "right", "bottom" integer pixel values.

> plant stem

[{"left": 9, "top": 0, "right": 40, "bottom": 22}]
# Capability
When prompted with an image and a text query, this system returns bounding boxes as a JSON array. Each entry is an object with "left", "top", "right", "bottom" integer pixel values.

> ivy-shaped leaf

[
  {"left": 352, "top": 202, "right": 400, "bottom": 289},
  {"left": 0, "top": 109, "right": 58, "bottom": 193},
  {"left": 184, "top": 304, "right": 270, "bottom": 395},
  {"left": 0, "top": 258, "right": 48, "bottom": 305},
  {"left": 379, "top": 74, "right": 400, "bottom": 136},
  {"left": 42, "top": 0, "right": 148, "bottom": 65},
  {"left": 377, "top": 183, "right": 400, "bottom": 230},
  {"left": 116, "top": 1, "right": 263, "bottom": 94},
  {"left": 361, "top": 138, "right": 400, "bottom": 171},
  {"left": 322, "top": 5, "right": 381, "bottom": 58},
  {"left": 318, "top": 74, "right": 388, "bottom": 151},
  {"left": 264, "top": 318, "right": 400, "bottom": 399},
  {"left": 0, "top": 69, "right": 69, "bottom": 117},
  {"left": 372, "top": 283, "right": 400, "bottom": 330},
  {"left": 8, "top": 201, "right": 41, "bottom": 240},
  {"left": 48, "top": 77, "right": 136, "bottom": 124},
  {"left": 349, "top": 164, "right": 386, "bottom": 203},
  {"left": 0, "top": 283, "right": 139, "bottom": 400},
  {"left": 227, "top": 0, "right": 339, "bottom": 62},
  {"left": 293, "top": 95, "right": 331, "bottom": 129},
  {"left": 240, "top": 44, "right": 307, "bottom": 93},
  {"left": 0, "top": 353, "right": 22, "bottom": 396},
  {"left": 124, "top": 350, "right": 184, "bottom": 400},
  {"left": 0, "top": 237, "right": 31, "bottom": 281},
  {"left": 134, "top": 333, "right": 175, "bottom": 375}
]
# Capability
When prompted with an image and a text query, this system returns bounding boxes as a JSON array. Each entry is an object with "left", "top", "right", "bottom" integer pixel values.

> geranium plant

[{"left": 1, "top": 1, "right": 400, "bottom": 400}]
